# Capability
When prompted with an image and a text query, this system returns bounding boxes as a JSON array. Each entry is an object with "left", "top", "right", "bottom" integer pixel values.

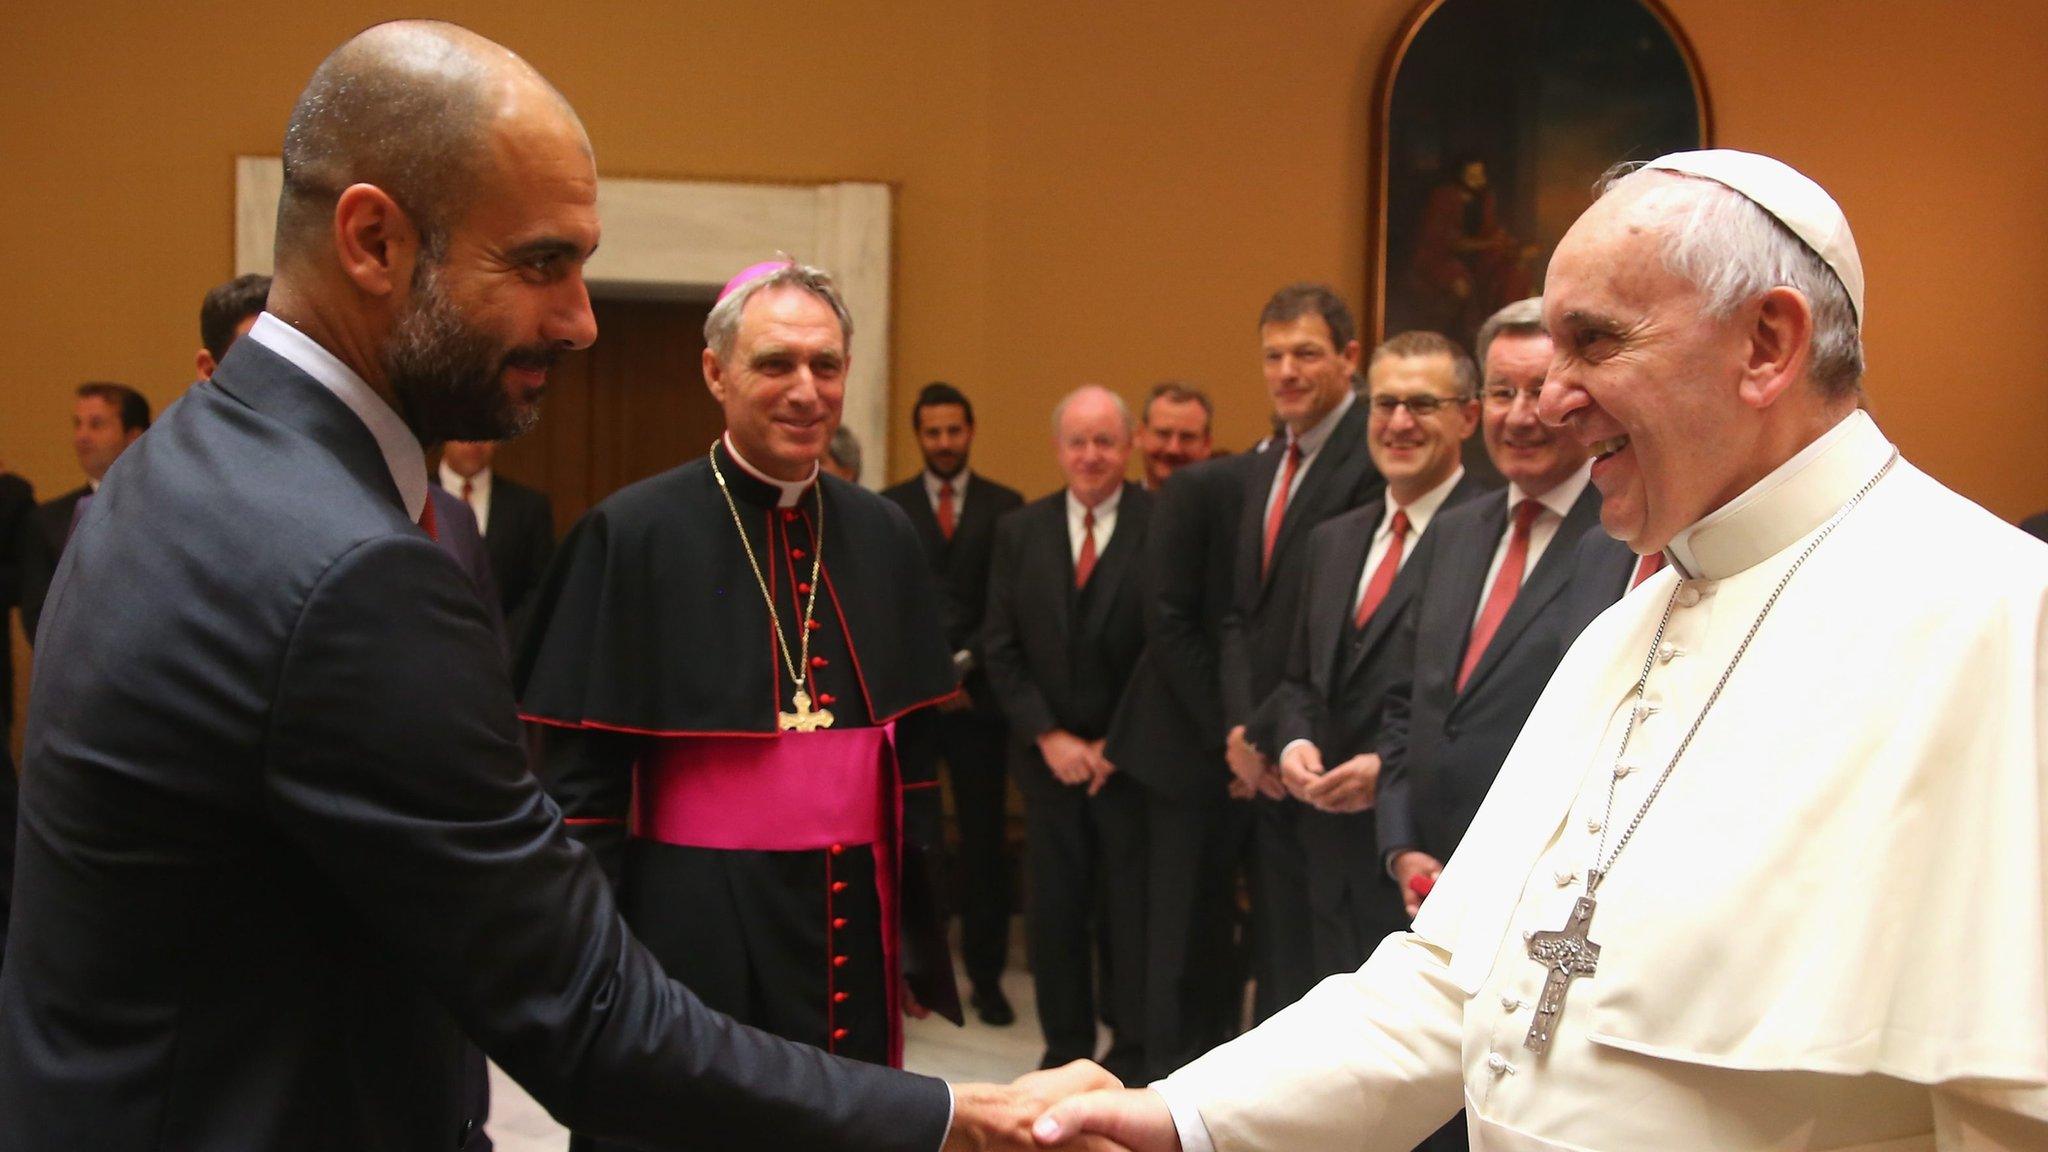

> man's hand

[
  {"left": 1225, "top": 725, "right": 1283, "bottom": 800},
  {"left": 1391, "top": 850, "right": 1443, "bottom": 918},
  {"left": 1304, "top": 753, "right": 1380, "bottom": 814},
  {"left": 1085, "top": 739, "right": 1116, "bottom": 797},
  {"left": 1278, "top": 740, "right": 1324, "bottom": 801},
  {"left": 1039, "top": 730, "right": 1099, "bottom": 788},
  {"left": 1031, "top": 1086, "right": 1180, "bottom": 1150},
  {"left": 944, "top": 1062, "right": 1130, "bottom": 1151},
  {"left": 903, "top": 977, "right": 932, "bottom": 1020}
]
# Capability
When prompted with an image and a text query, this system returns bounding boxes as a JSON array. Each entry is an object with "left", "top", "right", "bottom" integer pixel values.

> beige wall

[{"left": 3, "top": 3, "right": 2045, "bottom": 720}]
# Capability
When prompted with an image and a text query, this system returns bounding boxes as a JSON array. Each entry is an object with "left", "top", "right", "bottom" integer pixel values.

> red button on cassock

[
  {"left": 832, "top": 917, "right": 848, "bottom": 930},
  {"left": 817, "top": 693, "right": 836, "bottom": 706},
  {"left": 783, "top": 509, "right": 799, "bottom": 522},
  {"left": 831, "top": 881, "right": 849, "bottom": 893},
  {"left": 832, "top": 1028, "right": 849, "bottom": 1041},
  {"left": 807, "top": 619, "right": 822, "bottom": 632},
  {"left": 833, "top": 955, "right": 849, "bottom": 968},
  {"left": 833, "top": 991, "right": 850, "bottom": 1003},
  {"left": 829, "top": 843, "right": 844, "bottom": 856},
  {"left": 811, "top": 656, "right": 829, "bottom": 668},
  {"left": 796, "top": 582, "right": 811, "bottom": 595},
  {"left": 791, "top": 547, "right": 807, "bottom": 560}
]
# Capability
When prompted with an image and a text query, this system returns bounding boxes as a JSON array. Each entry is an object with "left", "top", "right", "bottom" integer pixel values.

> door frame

[{"left": 235, "top": 158, "right": 894, "bottom": 488}]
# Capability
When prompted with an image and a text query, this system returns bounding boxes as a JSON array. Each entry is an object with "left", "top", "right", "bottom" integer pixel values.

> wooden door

[{"left": 495, "top": 296, "right": 722, "bottom": 535}]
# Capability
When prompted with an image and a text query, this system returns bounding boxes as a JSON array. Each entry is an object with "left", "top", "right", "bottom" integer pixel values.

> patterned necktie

[
  {"left": 1262, "top": 441, "right": 1303, "bottom": 577},
  {"left": 1458, "top": 498, "right": 1543, "bottom": 690},
  {"left": 1352, "top": 508, "right": 1411, "bottom": 629},
  {"left": 937, "top": 480, "right": 957, "bottom": 541},
  {"left": 418, "top": 493, "right": 440, "bottom": 542},
  {"left": 1073, "top": 508, "right": 1098, "bottom": 589},
  {"left": 1630, "top": 551, "right": 1666, "bottom": 589}
]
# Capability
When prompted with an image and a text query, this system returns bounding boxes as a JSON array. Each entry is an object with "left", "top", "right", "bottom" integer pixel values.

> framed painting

[{"left": 1371, "top": 0, "right": 1711, "bottom": 345}]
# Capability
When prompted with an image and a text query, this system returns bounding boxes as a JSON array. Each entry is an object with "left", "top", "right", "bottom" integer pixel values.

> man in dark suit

[
  {"left": 17, "top": 382, "right": 149, "bottom": 645},
  {"left": 194, "top": 273, "right": 272, "bottom": 381},
  {"left": 882, "top": 382, "right": 1025, "bottom": 1026},
  {"left": 1104, "top": 449, "right": 1253, "bottom": 1079},
  {"left": 0, "top": 466, "right": 29, "bottom": 971},
  {"left": 1219, "top": 283, "right": 1385, "bottom": 1020},
  {"left": 1260, "top": 331, "right": 1490, "bottom": 979},
  {"left": 0, "top": 21, "right": 1106, "bottom": 1152},
  {"left": 983, "top": 385, "right": 1152, "bottom": 1081},
  {"left": 1376, "top": 301, "right": 1625, "bottom": 922},
  {"left": 439, "top": 439, "right": 555, "bottom": 627}
]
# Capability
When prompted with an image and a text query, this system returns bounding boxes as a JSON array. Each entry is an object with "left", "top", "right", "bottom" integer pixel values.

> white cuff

[
  {"left": 1280, "top": 738, "right": 1314, "bottom": 762},
  {"left": 1150, "top": 1082, "right": 1215, "bottom": 1152}
]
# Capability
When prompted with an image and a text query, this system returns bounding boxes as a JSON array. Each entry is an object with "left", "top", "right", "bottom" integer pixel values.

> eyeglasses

[
  {"left": 1369, "top": 393, "right": 1467, "bottom": 418},
  {"left": 1481, "top": 385, "right": 1544, "bottom": 409}
]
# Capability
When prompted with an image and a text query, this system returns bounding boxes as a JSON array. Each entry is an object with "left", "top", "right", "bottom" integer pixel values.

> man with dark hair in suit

[
  {"left": 1104, "top": 448, "right": 1254, "bottom": 1080},
  {"left": 1219, "top": 282, "right": 1386, "bottom": 1020},
  {"left": 1377, "top": 301, "right": 1627, "bottom": 926},
  {"left": 18, "top": 381, "right": 149, "bottom": 645},
  {"left": 195, "top": 272, "right": 272, "bottom": 380},
  {"left": 438, "top": 439, "right": 555, "bottom": 627},
  {"left": 882, "top": 380, "right": 1025, "bottom": 1026},
  {"left": 983, "top": 385, "right": 1152, "bottom": 1082},
  {"left": 1136, "top": 382, "right": 1214, "bottom": 490},
  {"left": 1261, "top": 330, "right": 1490, "bottom": 981},
  {"left": 0, "top": 21, "right": 1106, "bottom": 1152}
]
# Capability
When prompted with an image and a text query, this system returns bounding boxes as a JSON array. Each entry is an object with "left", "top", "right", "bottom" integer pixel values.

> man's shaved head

[{"left": 276, "top": 20, "right": 585, "bottom": 266}]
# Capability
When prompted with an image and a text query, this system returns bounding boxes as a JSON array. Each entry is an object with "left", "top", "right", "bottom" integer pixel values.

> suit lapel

[
  {"left": 1076, "top": 486, "right": 1146, "bottom": 639},
  {"left": 1315, "top": 504, "right": 1380, "bottom": 690},
  {"left": 1457, "top": 483, "right": 1603, "bottom": 700},
  {"left": 1265, "top": 399, "right": 1372, "bottom": 598},
  {"left": 901, "top": 478, "right": 949, "bottom": 557}
]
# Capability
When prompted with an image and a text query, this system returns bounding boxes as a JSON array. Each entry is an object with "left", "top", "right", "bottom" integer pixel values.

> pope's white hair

[{"left": 1598, "top": 163, "right": 1864, "bottom": 399}]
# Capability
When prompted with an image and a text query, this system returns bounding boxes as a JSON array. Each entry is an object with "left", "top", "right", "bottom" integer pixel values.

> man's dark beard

[
  {"left": 383, "top": 261, "right": 558, "bottom": 444},
  {"left": 924, "top": 450, "right": 967, "bottom": 480}
]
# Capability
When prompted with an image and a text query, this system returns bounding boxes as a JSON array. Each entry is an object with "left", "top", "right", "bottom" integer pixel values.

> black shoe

[{"left": 970, "top": 984, "right": 1016, "bottom": 1027}]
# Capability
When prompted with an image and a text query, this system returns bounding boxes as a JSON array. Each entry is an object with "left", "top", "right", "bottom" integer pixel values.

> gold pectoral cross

[
  {"left": 779, "top": 690, "right": 836, "bottom": 733},
  {"left": 1524, "top": 895, "right": 1600, "bottom": 1054}
]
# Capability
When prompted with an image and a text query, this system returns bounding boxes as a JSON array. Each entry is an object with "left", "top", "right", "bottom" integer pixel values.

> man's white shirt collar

[
  {"left": 1666, "top": 410, "right": 1886, "bottom": 580},
  {"left": 1382, "top": 466, "right": 1466, "bottom": 540},
  {"left": 924, "top": 468, "right": 971, "bottom": 505},
  {"left": 1066, "top": 484, "right": 1123, "bottom": 524},
  {"left": 1507, "top": 461, "right": 1593, "bottom": 523},
  {"left": 722, "top": 432, "right": 817, "bottom": 508},
  {"left": 246, "top": 312, "right": 428, "bottom": 523},
  {"left": 1290, "top": 389, "right": 1358, "bottom": 460}
]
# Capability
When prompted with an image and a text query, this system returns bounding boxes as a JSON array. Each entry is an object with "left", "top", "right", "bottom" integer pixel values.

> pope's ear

[
  {"left": 702, "top": 347, "right": 728, "bottom": 403},
  {"left": 1737, "top": 285, "right": 1815, "bottom": 411},
  {"left": 331, "top": 183, "right": 420, "bottom": 299}
]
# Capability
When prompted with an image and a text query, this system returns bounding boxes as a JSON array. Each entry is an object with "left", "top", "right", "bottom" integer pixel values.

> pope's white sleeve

[
  {"left": 1156, "top": 931, "right": 1467, "bottom": 1152},
  {"left": 1933, "top": 1081, "right": 2048, "bottom": 1149}
]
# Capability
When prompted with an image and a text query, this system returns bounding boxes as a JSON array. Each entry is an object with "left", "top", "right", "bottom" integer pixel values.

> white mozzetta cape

[{"left": 1164, "top": 413, "right": 2048, "bottom": 1151}]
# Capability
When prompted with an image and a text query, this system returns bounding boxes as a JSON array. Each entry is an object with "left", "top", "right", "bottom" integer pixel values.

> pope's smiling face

[
  {"left": 704, "top": 285, "right": 848, "bottom": 482},
  {"left": 1537, "top": 178, "right": 1757, "bottom": 554}
]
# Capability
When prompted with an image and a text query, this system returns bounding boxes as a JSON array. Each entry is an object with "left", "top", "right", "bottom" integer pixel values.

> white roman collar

[{"left": 1666, "top": 410, "right": 1891, "bottom": 581}]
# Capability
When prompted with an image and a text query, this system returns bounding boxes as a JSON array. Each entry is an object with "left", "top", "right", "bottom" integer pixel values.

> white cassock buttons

[
  {"left": 1675, "top": 584, "right": 1702, "bottom": 608},
  {"left": 1502, "top": 995, "right": 1523, "bottom": 1012},
  {"left": 1586, "top": 817, "right": 1603, "bottom": 834},
  {"left": 1553, "top": 870, "right": 1578, "bottom": 888},
  {"left": 1658, "top": 642, "right": 1682, "bottom": 663},
  {"left": 1486, "top": 1053, "right": 1516, "bottom": 1075}
]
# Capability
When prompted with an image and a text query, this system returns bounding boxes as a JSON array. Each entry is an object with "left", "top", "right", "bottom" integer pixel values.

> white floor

[{"left": 486, "top": 926, "right": 1048, "bottom": 1151}]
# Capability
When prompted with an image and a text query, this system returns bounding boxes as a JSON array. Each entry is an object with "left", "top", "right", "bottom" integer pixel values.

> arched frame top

[{"left": 234, "top": 158, "right": 894, "bottom": 489}]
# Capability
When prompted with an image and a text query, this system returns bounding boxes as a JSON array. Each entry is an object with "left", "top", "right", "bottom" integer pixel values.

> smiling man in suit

[
  {"left": 1219, "top": 283, "right": 1386, "bottom": 1020},
  {"left": 883, "top": 382, "right": 1025, "bottom": 1026},
  {"left": 1259, "top": 331, "right": 1490, "bottom": 981},
  {"left": 0, "top": 21, "right": 1111, "bottom": 1152},
  {"left": 983, "top": 385, "right": 1152, "bottom": 1081},
  {"left": 17, "top": 382, "right": 149, "bottom": 646}
]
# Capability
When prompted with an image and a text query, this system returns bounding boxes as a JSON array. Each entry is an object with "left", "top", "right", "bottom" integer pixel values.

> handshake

[{"left": 942, "top": 1061, "right": 1181, "bottom": 1151}]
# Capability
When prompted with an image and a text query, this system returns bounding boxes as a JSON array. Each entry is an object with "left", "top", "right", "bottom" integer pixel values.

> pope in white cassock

[{"left": 1032, "top": 150, "right": 2048, "bottom": 1151}]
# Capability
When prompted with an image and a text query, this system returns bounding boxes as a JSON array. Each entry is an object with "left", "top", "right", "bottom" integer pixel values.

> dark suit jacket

[
  {"left": 982, "top": 484, "right": 1151, "bottom": 743},
  {"left": 1219, "top": 398, "right": 1385, "bottom": 744},
  {"left": 2022, "top": 511, "right": 2048, "bottom": 544},
  {"left": 473, "top": 474, "right": 554, "bottom": 624},
  {"left": 1104, "top": 457, "right": 1249, "bottom": 800},
  {"left": 16, "top": 484, "right": 88, "bottom": 646},
  {"left": 882, "top": 470, "right": 1024, "bottom": 713},
  {"left": 0, "top": 472, "right": 32, "bottom": 741},
  {"left": 0, "top": 338, "right": 948, "bottom": 1152},
  {"left": 1377, "top": 484, "right": 1624, "bottom": 862}
]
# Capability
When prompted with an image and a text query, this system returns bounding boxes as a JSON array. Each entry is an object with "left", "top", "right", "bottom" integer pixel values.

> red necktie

[
  {"left": 1630, "top": 551, "right": 1666, "bottom": 589},
  {"left": 1353, "top": 508, "right": 1411, "bottom": 629},
  {"left": 1262, "top": 441, "right": 1303, "bottom": 577},
  {"left": 1458, "top": 499, "right": 1542, "bottom": 690},
  {"left": 937, "top": 481, "right": 957, "bottom": 541},
  {"left": 418, "top": 493, "right": 440, "bottom": 542},
  {"left": 460, "top": 477, "right": 475, "bottom": 504},
  {"left": 1074, "top": 508, "right": 1098, "bottom": 589}
]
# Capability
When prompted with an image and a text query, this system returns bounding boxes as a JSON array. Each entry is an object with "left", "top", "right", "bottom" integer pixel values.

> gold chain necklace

[{"left": 708, "top": 440, "right": 834, "bottom": 732}]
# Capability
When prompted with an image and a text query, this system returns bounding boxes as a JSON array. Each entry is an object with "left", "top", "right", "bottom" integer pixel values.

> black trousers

[
  {"left": 1014, "top": 748, "right": 1147, "bottom": 1074},
  {"left": 1141, "top": 786, "right": 1250, "bottom": 1079},
  {"left": 1248, "top": 795, "right": 1317, "bottom": 1021},
  {"left": 909, "top": 710, "right": 1012, "bottom": 988},
  {"left": 1297, "top": 806, "right": 1408, "bottom": 980},
  {"left": 574, "top": 839, "right": 889, "bottom": 1152}
]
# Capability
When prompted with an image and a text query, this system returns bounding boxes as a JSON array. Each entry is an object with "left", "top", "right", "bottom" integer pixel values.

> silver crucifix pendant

[{"left": 1523, "top": 895, "right": 1600, "bottom": 1054}]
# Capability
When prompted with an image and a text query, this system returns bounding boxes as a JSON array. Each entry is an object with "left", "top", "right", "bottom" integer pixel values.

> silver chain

[{"left": 1585, "top": 448, "right": 1900, "bottom": 896}]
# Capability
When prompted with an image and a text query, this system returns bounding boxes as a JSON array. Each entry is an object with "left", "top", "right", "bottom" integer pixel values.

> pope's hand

[
  {"left": 1305, "top": 753, "right": 1380, "bottom": 814},
  {"left": 1030, "top": 1086, "right": 1180, "bottom": 1151},
  {"left": 944, "top": 1062, "right": 1129, "bottom": 1151}
]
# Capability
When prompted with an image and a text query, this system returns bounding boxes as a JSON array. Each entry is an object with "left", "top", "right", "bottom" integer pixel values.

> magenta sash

[{"left": 629, "top": 726, "right": 907, "bottom": 1066}]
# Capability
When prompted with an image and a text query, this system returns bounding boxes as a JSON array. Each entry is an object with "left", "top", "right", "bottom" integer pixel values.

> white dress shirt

[
  {"left": 923, "top": 468, "right": 971, "bottom": 515},
  {"left": 1260, "top": 390, "right": 1358, "bottom": 531},
  {"left": 1066, "top": 485, "right": 1122, "bottom": 563},
  {"left": 438, "top": 461, "right": 494, "bottom": 536},
  {"left": 246, "top": 312, "right": 427, "bottom": 523},
  {"left": 1352, "top": 467, "right": 1467, "bottom": 613},
  {"left": 1468, "top": 464, "right": 1593, "bottom": 629}
]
